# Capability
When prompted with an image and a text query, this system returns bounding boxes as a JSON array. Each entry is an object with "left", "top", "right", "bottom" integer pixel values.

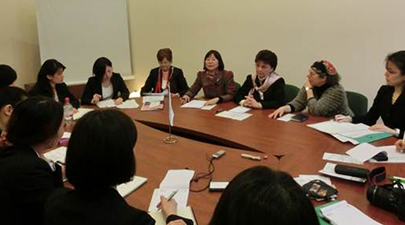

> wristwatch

[{"left": 305, "top": 87, "right": 313, "bottom": 91}]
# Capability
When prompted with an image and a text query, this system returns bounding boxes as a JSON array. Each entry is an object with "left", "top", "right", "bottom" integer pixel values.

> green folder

[{"left": 353, "top": 133, "right": 393, "bottom": 144}]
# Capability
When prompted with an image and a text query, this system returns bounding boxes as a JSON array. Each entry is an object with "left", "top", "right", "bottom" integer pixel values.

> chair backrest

[
  {"left": 284, "top": 84, "right": 300, "bottom": 103},
  {"left": 346, "top": 91, "right": 368, "bottom": 117},
  {"left": 234, "top": 81, "right": 241, "bottom": 93}
]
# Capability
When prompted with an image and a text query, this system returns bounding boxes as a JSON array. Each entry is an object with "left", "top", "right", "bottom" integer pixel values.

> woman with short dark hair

[
  {"left": 209, "top": 166, "right": 319, "bottom": 225},
  {"left": 233, "top": 50, "right": 285, "bottom": 109},
  {"left": 181, "top": 50, "right": 236, "bottom": 106},
  {"left": 29, "top": 59, "right": 80, "bottom": 108},
  {"left": 0, "top": 64, "right": 17, "bottom": 88},
  {"left": 0, "top": 96, "right": 65, "bottom": 225},
  {"left": 81, "top": 57, "right": 130, "bottom": 105},
  {"left": 269, "top": 60, "right": 353, "bottom": 118},
  {"left": 141, "top": 48, "right": 189, "bottom": 96},
  {"left": 44, "top": 109, "right": 193, "bottom": 225},
  {"left": 336, "top": 51, "right": 405, "bottom": 138}
]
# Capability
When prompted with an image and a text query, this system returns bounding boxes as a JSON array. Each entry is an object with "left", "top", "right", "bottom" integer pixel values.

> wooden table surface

[{"left": 69, "top": 97, "right": 404, "bottom": 224}]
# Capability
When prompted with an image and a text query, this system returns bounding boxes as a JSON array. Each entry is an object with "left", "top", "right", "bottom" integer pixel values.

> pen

[
  {"left": 389, "top": 176, "right": 405, "bottom": 184},
  {"left": 156, "top": 190, "right": 179, "bottom": 208},
  {"left": 241, "top": 153, "right": 261, "bottom": 161}
]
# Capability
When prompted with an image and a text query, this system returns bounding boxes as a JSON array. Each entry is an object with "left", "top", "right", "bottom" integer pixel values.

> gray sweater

[{"left": 288, "top": 84, "right": 354, "bottom": 117}]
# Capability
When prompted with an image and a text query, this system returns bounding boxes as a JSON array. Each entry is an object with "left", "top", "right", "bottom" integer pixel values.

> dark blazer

[
  {"left": 45, "top": 187, "right": 193, "bottom": 225},
  {"left": 29, "top": 82, "right": 80, "bottom": 108},
  {"left": 185, "top": 70, "right": 236, "bottom": 102},
  {"left": 0, "top": 144, "right": 63, "bottom": 225},
  {"left": 233, "top": 75, "right": 285, "bottom": 109},
  {"left": 353, "top": 85, "right": 405, "bottom": 138},
  {"left": 81, "top": 73, "right": 130, "bottom": 105},
  {"left": 141, "top": 67, "right": 189, "bottom": 96}
]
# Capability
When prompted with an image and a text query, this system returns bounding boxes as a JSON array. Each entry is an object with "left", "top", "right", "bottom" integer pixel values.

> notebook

[
  {"left": 149, "top": 206, "right": 197, "bottom": 225},
  {"left": 117, "top": 176, "right": 148, "bottom": 197}
]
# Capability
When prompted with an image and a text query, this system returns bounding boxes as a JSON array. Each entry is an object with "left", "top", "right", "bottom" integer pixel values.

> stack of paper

[
  {"left": 320, "top": 200, "right": 382, "bottom": 225},
  {"left": 96, "top": 99, "right": 116, "bottom": 108},
  {"left": 369, "top": 145, "right": 405, "bottom": 163},
  {"left": 277, "top": 113, "right": 294, "bottom": 122},
  {"left": 308, "top": 121, "right": 393, "bottom": 144},
  {"left": 181, "top": 100, "right": 207, "bottom": 109},
  {"left": 117, "top": 176, "right": 148, "bottom": 197},
  {"left": 322, "top": 152, "right": 363, "bottom": 165},
  {"left": 117, "top": 99, "right": 139, "bottom": 109},
  {"left": 319, "top": 163, "right": 367, "bottom": 183},
  {"left": 228, "top": 106, "right": 250, "bottom": 113},
  {"left": 142, "top": 96, "right": 164, "bottom": 111},
  {"left": 44, "top": 147, "right": 67, "bottom": 164},
  {"left": 148, "top": 170, "right": 195, "bottom": 212},
  {"left": 346, "top": 143, "right": 382, "bottom": 163},
  {"left": 73, "top": 108, "right": 94, "bottom": 120}
]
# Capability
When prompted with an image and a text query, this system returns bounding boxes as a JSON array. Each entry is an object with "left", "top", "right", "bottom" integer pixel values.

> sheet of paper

[
  {"left": 319, "top": 163, "right": 367, "bottom": 183},
  {"left": 181, "top": 100, "right": 207, "bottom": 109},
  {"left": 44, "top": 147, "right": 67, "bottom": 163},
  {"left": 294, "top": 175, "right": 332, "bottom": 186},
  {"left": 277, "top": 113, "right": 294, "bottom": 122},
  {"left": 149, "top": 206, "right": 197, "bottom": 225},
  {"left": 117, "top": 99, "right": 139, "bottom": 109},
  {"left": 346, "top": 143, "right": 382, "bottom": 163},
  {"left": 369, "top": 145, "right": 405, "bottom": 163},
  {"left": 148, "top": 189, "right": 189, "bottom": 212},
  {"left": 201, "top": 104, "right": 216, "bottom": 110},
  {"left": 160, "top": 170, "right": 195, "bottom": 189},
  {"left": 228, "top": 106, "right": 250, "bottom": 113},
  {"left": 307, "top": 121, "right": 368, "bottom": 134},
  {"left": 62, "top": 132, "right": 71, "bottom": 139},
  {"left": 143, "top": 96, "right": 164, "bottom": 103},
  {"left": 320, "top": 200, "right": 382, "bottom": 225},
  {"left": 117, "top": 176, "right": 147, "bottom": 197},
  {"left": 332, "top": 134, "right": 359, "bottom": 145},
  {"left": 73, "top": 108, "right": 94, "bottom": 120},
  {"left": 323, "top": 152, "right": 363, "bottom": 165},
  {"left": 216, "top": 111, "right": 252, "bottom": 121},
  {"left": 339, "top": 129, "right": 383, "bottom": 139},
  {"left": 96, "top": 99, "right": 116, "bottom": 108}
]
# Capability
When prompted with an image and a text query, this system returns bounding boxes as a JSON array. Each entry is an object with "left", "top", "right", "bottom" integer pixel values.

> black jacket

[
  {"left": 29, "top": 82, "right": 80, "bottom": 108},
  {"left": 353, "top": 85, "right": 405, "bottom": 138},
  {"left": 45, "top": 187, "right": 193, "bottom": 225},
  {"left": 233, "top": 75, "right": 285, "bottom": 109},
  {"left": 141, "top": 67, "right": 189, "bottom": 96},
  {"left": 81, "top": 73, "right": 130, "bottom": 105},
  {"left": 0, "top": 144, "right": 63, "bottom": 225}
]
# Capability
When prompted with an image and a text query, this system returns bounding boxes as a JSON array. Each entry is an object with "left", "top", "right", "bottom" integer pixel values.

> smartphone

[{"left": 291, "top": 114, "right": 309, "bottom": 122}]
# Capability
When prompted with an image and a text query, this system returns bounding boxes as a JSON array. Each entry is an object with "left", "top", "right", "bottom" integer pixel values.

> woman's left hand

[
  {"left": 369, "top": 124, "right": 396, "bottom": 134},
  {"left": 204, "top": 97, "right": 219, "bottom": 106},
  {"left": 245, "top": 95, "right": 262, "bottom": 109},
  {"left": 114, "top": 97, "right": 123, "bottom": 105}
]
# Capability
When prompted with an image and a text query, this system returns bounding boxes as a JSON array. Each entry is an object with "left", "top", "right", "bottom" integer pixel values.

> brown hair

[{"left": 157, "top": 48, "right": 173, "bottom": 62}]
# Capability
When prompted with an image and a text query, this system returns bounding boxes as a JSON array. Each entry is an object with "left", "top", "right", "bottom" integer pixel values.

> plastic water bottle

[{"left": 64, "top": 97, "right": 74, "bottom": 125}]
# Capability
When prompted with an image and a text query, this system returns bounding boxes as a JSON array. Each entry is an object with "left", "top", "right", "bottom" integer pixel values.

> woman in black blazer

[
  {"left": 0, "top": 96, "right": 65, "bottom": 225},
  {"left": 336, "top": 51, "right": 405, "bottom": 138},
  {"left": 29, "top": 59, "right": 80, "bottom": 108},
  {"left": 44, "top": 110, "right": 193, "bottom": 225},
  {"left": 81, "top": 57, "right": 130, "bottom": 105},
  {"left": 233, "top": 50, "right": 285, "bottom": 109},
  {"left": 141, "top": 48, "right": 188, "bottom": 96}
]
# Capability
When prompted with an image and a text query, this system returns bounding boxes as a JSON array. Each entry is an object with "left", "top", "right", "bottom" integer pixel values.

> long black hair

[
  {"left": 31, "top": 59, "right": 65, "bottom": 97},
  {"left": 92, "top": 57, "right": 112, "bottom": 82}
]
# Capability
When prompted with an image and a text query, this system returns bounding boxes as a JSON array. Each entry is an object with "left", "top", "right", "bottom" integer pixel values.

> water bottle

[{"left": 64, "top": 97, "right": 74, "bottom": 125}]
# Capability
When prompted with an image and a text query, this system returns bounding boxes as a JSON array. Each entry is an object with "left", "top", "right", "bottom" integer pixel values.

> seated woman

[
  {"left": 209, "top": 166, "right": 319, "bottom": 225},
  {"left": 0, "top": 87, "right": 27, "bottom": 146},
  {"left": 233, "top": 50, "right": 285, "bottom": 109},
  {"left": 44, "top": 109, "right": 193, "bottom": 225},
  {"left": 269, "top": 60, "right": 353, "bottom": 118},
  {"left": 0, "top": 97, "right": 65, "bottom": 225},
  {"left": 181, "top": 50, "right": 236, "bottom": 106},
  {"left": 0, "top": 64, "right": 17, "bottom": 88},
  {"left": 336, "top": 51, "right": 405, "bottom": 138},
  {"left": 29, "top": 59, "right": 80, "bottom": 108},
  {"left": 141, "top": 48, "right": 189, "bottom": 97},
  {"left": 81, "top": 57, "right": 129, "bottom": 105}
]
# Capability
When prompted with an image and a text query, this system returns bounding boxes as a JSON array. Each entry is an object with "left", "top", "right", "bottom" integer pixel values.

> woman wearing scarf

[
  {"left": 269, "top": 60, "right": 353, "bottom": 118},
  {"left": 141, "top": 48, "right": 189, "bottom": 97},
  {"left": 233, "top": 50, "right": 285, "bottom": 109}
]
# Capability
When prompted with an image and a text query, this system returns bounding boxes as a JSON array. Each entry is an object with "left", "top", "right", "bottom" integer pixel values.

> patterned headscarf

[{"left": 311, "top": 60, "right": 338, "bottom": 77}]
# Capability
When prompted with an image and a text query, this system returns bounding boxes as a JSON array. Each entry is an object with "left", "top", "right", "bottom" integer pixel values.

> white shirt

[{"left": 102, "top": 84, "right": 113, "bottom": 100}]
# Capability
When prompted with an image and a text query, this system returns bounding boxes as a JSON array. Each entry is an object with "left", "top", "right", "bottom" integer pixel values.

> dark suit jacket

[
  {"left": 29, "top": 82, "right": 80, "bottom": 108},
  {"left": 141, "top": 67, "right": 189, "bottom": 96},
  {"left": 45, "top": 187, "right": 193, "bottom": 225},
  {"left": 233, "top": 75, "right": 285, "bottom": 109},
  {"left": 353, "top": 85, "right": 405, "bottom": 138},
  {"left": 185, "top": 70, "right": 236, "bottom": 102},
  {"left": 81, "top": 73, "right": 130, "bottom": 105},
  {"left": 0, "top": 144, "right": 63, "bottom": 225}
]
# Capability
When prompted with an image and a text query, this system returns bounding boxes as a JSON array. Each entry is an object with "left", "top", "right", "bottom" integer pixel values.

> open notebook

[
  {"left": 117, "top": 176, "right": 148, "bottom": 197},
  {"left": 149, "top": 206, "right": 197, "bottom": 225}
]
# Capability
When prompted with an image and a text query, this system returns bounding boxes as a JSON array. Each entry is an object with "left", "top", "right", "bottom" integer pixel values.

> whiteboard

[{"left": 35, "top": 0, "right": 133, "bottom": 85}]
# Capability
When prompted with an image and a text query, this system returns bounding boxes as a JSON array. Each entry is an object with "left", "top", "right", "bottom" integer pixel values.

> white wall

[
  {"left": 1, "top": 0, "right": 405, "bottom": 104},
  {"left": 128, "top": 0, "right": 405, "bottom": 103}
]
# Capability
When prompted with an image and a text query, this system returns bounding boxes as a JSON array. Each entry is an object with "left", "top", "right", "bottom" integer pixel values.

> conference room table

[{"left": 69, "top": 97, "right": 404, "bottom": 224}]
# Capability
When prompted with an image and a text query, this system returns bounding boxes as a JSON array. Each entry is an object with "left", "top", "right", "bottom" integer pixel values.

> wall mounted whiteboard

[{"left": 35, "top": 0, "right": 133, "bottom": 85}]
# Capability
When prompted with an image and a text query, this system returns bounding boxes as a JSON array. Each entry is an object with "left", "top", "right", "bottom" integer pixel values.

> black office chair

[
  {"left": 346, "top": 91, "right": 368, "bottom": 117},
  {"left": 284, "top": 84, "right": 300, "bottom": 103}
]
